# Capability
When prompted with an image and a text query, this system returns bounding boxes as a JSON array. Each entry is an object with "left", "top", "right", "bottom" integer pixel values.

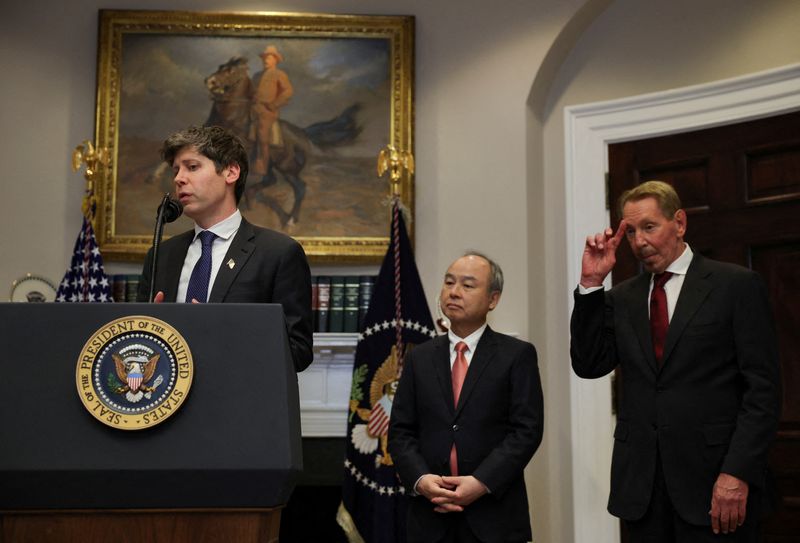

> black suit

[
  {"left": 389, "top": 327, "right": 544, "bottom": 543},
  {"left": 137, "top": 218, "right": 313, "bottom": 372},
  {"left": 570, "top": 254, "right": 780, "bottom": 526}
]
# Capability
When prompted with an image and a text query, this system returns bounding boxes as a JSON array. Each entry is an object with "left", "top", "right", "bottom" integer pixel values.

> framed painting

[{"left": 93, "top": 10, "right": 414, "bottom": 262}]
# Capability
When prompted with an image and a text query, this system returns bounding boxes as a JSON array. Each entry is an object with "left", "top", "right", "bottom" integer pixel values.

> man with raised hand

[{"left": 571, "top": 180, "right": 780, "bottom": 541}]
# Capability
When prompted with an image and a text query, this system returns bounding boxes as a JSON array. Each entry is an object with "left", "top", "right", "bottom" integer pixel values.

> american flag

[{"left": 55, "top": 216, "right": 114, "bottom": 303}]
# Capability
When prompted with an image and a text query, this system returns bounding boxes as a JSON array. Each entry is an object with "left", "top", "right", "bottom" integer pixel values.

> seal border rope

[{"left": 75, "top": 315, "right": 193, "bottom": 430}]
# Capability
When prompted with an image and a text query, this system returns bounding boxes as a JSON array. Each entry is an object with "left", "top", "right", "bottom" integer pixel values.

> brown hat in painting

[{"left": 259, "top": 45, "right": 284, "bottom": 63}]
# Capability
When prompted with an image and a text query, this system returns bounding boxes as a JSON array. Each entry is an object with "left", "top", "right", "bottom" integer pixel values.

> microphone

[
  {"left": 148, "top": 194, "right": 183, "bottom": 302},
  {"left": 160, "top": 195, "right": 183, "bottom": 224}
]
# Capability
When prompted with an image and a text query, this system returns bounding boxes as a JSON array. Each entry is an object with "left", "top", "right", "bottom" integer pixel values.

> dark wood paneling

[
  {"left": 746, "top": 145, "right": 800, "bottom": 203},
  {"left": 638, "top": 159, "right": 711, "bottom": 212}
]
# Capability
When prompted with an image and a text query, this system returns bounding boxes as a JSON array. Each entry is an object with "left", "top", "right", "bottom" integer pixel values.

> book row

[
  {"left": 313, "top": 275, "right": 376, "bottom": 334},
  {"left": 111, "top": 274, "right": 376, "bottom": 335}
]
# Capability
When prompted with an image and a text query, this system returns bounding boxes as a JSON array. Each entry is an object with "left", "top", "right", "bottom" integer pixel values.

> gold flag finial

[
  {"left": 377, "top": 144, "right": 414, "bottom": 197},
  {"left": 72, "top": 140, "right": 109, "bottom": 219}
]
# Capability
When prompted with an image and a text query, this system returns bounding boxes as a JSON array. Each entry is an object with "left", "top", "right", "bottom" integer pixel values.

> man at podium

[{"left": 137, "top": 125, "right": 313, "bottom": 372}]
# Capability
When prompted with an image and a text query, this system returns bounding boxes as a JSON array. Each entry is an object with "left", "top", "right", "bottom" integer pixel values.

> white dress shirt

[
  {"left": 176, "top": 210, "right": 242, "bottom": 303},
  {"left": 447, "top": 323, "right": 488, "bottom": 369}
]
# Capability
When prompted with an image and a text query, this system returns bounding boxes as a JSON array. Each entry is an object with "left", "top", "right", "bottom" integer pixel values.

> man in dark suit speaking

[
  {"left": 389, "top": 252, "right": 543, "bottom": 543},
  {"left": 570, "top": 181, "right": 780, "bottom": 541},
  {"left": 137, "top": 125, "right": 313, "bottom": 372}
]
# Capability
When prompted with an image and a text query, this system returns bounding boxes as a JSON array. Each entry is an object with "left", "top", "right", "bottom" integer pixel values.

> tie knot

[
  {"left": 455, "top": 341, "right": 468, "bottom": 355},
  {"left": 198, "top": 230, "right": 216, "bottom": 247},
  {"left": 653, "top": 272, "right": 673, "bottom": 288}
]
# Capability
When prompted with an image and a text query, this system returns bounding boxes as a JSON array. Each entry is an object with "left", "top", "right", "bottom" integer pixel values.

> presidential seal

[{"left": 76, "top": 316, "right": 193, "bottom": 430}]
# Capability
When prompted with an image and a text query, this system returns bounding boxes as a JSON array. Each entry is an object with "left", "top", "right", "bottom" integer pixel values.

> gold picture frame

[{"left": 94, "top": 10, "right": 414, "bottom": 262}]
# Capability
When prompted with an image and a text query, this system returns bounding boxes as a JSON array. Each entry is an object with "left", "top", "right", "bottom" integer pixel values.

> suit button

[{"left": 452, "top": 424, "right": 459, "bottom": 432}]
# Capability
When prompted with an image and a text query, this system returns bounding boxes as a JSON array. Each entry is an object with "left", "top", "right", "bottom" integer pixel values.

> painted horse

[{"left": 204, "top": 56, "right": 362, "bottom": 227}]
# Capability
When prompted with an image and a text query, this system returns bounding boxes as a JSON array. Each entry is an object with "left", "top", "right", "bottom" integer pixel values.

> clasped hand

[{"left": 417, "top": 474, "right": 488, "bottom": 513}]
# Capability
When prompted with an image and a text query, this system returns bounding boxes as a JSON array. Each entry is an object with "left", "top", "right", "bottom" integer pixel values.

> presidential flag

[
  {"left": 55, "top": 216, "right": 114, "bottom": 303},
  {"left": 337, "top": 201, "right": 437, "bottom": 543}
]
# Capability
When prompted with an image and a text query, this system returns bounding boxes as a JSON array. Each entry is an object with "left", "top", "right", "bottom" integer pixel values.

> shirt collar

[
  {"left": 448, "top": 322, "right": 487, "bottom": 355},
  {"left": 193, "top": 209, "right": 242, "bottom": 241},
  {"left": 662, "top": 243, "right": 693, "bottom": 277}
]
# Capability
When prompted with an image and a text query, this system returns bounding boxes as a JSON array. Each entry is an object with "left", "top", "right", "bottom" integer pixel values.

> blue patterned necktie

[{"left": 185, "top": 230, "right": 216, "bottom": 303}]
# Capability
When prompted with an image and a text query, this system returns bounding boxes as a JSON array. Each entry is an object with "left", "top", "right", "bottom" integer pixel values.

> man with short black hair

[{"left": 137, "top": 125, "right": 313, "bottom": 372}]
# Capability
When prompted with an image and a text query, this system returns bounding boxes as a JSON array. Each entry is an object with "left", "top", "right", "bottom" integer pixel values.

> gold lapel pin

[{"left": 227, "top": 259, "right": 236, "bottom": 269}]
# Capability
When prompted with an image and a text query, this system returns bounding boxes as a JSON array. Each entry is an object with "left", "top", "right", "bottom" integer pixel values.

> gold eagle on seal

[{"left": 110, "top": 344, "right": 162, "bottom": 403}]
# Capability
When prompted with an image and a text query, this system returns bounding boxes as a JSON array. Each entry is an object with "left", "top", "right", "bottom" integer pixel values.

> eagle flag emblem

[{"left": 111, "top": 344, "right": 162, "bottom": 403}]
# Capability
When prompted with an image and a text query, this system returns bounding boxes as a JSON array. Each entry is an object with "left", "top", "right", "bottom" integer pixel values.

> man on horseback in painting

[
  {"left": 202, "top": 51, "right": 362, "bottom": 228},
  {"left": 251, "top": 45, "right": 293, "bottom": 179}
]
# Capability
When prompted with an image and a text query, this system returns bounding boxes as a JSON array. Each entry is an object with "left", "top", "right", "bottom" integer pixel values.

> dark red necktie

[
  {"left": 449, "top": 341, "right": 468, "bottom": 476},
  {"left": 650, "top": 272, "right": 673, "bottom": 365}
]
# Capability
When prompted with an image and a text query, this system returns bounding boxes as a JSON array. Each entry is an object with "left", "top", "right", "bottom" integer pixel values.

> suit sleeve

[
  {"left": 274, "top": 239, "right": 314, "bottom": 372},
  {"left": 570, "top": 287, "right": 620, "bottom": 379},
  {"left": 721, "top": 272, "right": 781, "bottom": 485},
  {"left": 472, "top": 342, "right": 543, "bottom": 497},
  {"left": 388, "top": 349, "right": 430, "bottom": 492}
]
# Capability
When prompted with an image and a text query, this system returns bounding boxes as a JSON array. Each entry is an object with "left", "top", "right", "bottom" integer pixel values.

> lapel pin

[{"left": 227, "top": 259, "right": 236, "bottom": 269}]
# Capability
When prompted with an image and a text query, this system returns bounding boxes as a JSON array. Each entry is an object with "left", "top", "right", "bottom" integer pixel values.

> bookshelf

[{"left": 298, "top": 333, "right": 359, "bottom": 437}]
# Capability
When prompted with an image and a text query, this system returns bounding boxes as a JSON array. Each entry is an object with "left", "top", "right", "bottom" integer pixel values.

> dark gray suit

[
  {"left": 389, "top": 327, "right": 543, "bottom": 543},
  {"left": 137, "top": 218, "right": 313, "bottom": 372},
  {"left": 570, "top": 254, "right": 780, "bottom": 525}
]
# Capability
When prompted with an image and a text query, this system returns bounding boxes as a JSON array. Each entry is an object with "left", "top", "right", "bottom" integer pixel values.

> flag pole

[
  {"left": 338, "top": 146, "right": 430, "bottom": 543},
  {"left": 377, "top": 144, "right": 415, "bottom": 370}
]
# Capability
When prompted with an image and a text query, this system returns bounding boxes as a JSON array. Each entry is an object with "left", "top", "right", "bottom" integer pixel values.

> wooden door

[{"left": 608, "top": 110, "right": 800, "bottom": 542}]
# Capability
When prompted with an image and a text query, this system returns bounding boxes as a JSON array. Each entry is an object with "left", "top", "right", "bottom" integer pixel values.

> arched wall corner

[
  {"left": 524, "top": 3, "right": 616, "bottom": 542},
  {"left": 563, "top": 62, "right": 800, "bottom": 543},
  {"left": 527, "top": 0, "right": 614, "bottom": 120}
]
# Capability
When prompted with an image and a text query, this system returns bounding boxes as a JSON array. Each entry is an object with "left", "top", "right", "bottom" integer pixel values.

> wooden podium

[{"left": 0, "top": 303, "right": 302, "bottom": 543}]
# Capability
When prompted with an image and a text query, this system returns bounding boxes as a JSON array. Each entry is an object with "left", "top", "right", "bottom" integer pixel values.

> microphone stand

[{"left": 148, "top": 193, "right": 182, "bottom": 302}]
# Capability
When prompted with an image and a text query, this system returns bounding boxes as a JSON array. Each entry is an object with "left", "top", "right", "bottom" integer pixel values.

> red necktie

[
  {"left": 650, "top": 272, "right": 673, "bottom": 365},
  {"left": 449, "top": 341, "right": 468, "bottom": 476}
]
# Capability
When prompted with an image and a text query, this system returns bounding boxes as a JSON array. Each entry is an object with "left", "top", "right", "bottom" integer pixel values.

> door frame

[{"left": 563, "top": 63, "right": 800, "bottom": 543}]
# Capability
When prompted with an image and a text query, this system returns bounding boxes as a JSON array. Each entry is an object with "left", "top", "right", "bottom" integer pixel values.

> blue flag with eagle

[
  {"left": 55, "top": 216, "right": 114, "bottom": 303},
  {"left": 337, "top": 201, "right": 437, "bottom": 543}
]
